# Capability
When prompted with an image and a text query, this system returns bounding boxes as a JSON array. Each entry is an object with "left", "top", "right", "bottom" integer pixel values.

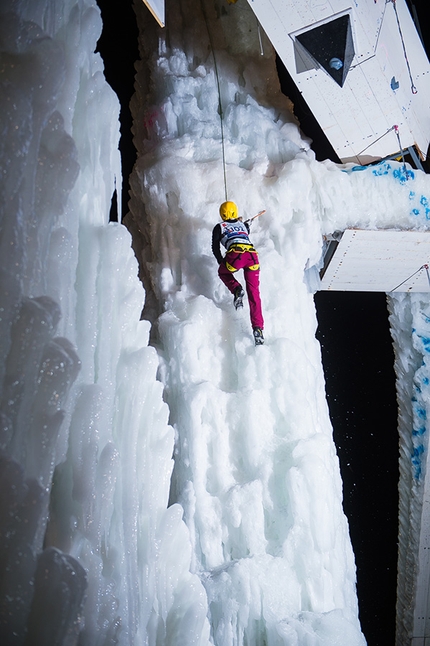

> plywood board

[
  {"left": 246, "top": 0, "right": 430, "bottom": 163},
  {"left": 320, "top": 229, "right": 430, "bottom": 292}
]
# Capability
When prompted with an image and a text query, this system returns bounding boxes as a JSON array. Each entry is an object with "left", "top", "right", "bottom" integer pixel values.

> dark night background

[{"left": 95, "top": 1, "right": 429, "bottom": 644}]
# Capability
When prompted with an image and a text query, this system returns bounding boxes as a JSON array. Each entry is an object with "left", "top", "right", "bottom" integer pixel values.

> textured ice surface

[
  {"left": 388, "top": 291, "right": 430, "bottom": 643},
  {"left": 0, "top": 1, "right": 201, "bottom": 644},
  {"left": 2, "top": 0, "right": 430, "bottom": 644},
  {"left": 127, "top": 0, "right": 430, "bottom": 643}
]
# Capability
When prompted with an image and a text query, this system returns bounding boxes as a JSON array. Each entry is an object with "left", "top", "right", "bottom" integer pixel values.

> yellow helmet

[{"left": 219, "top": 201, "right": 238, "bottom": 221}]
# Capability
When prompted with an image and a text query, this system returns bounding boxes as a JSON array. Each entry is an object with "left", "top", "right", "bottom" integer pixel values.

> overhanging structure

[
  {"left": 139, "top": 1, "right": 430, "bottom": 644},
  {"left": 246, "top": 0, "right": 430, "bottom": 164},
  {"left": 320, "top": 229, "right": 430, "bottom": 292}
]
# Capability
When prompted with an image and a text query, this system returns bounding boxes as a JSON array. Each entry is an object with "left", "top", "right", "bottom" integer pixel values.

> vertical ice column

[
  {"left": 128, "top": 0, "right": 366, "bottom": 643},
  {"left": 389, "top": 292, "right": 430, "bottom": 644},
  {"left": 1, "top": 1, "right": 206, "bottom": 644},
  {"left": 0, "top": 5, "right": 87, "bottom": 640}
]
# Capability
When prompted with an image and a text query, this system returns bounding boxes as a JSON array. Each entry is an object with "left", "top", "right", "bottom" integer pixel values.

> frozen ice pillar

[
  {"left": 127, "top": 0, "right": 366, "bottom": 642},
  {"left": 0, "top": 1, "right": 208, "bottom": 644}
]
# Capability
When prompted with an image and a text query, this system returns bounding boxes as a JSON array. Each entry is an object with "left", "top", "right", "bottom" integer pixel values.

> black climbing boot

[
  {"left": 233, "top": 286, "right": 245, "bottom": 310},
  {"left": 253, "top": 327, "right": 264, "bottom": 346}
]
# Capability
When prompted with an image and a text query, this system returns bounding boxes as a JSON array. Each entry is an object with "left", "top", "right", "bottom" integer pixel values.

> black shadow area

[
  {"left": 314, "top": 290, "right": 399, "bottom": 646},
  {"left": 96, "top": 0, "right": 138, "bottom": 220}
]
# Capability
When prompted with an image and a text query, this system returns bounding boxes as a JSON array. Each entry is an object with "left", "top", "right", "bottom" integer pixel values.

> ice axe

[{"left": 243, "top": 209, "right": 266, "bottom": 224}]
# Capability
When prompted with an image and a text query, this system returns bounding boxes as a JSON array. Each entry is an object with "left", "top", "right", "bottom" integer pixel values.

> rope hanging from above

[
  {"left": 390, "top": 0, "right": 418, "bottom": 95},
  {"left": 200, "top": 0, "right": 228, "bottom": 202}
]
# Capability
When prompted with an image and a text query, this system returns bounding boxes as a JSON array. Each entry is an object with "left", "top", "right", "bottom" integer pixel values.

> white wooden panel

[
  {"left": 247, "top": 0, "right": 430, "bottom": 163},
  {"left": 320, "top": 229, "right": 430, "bottom": 292}
]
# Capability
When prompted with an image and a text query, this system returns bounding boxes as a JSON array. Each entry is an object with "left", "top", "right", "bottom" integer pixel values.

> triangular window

[{"left": 295, "top": 14, "right": 355, "bottom": 87}]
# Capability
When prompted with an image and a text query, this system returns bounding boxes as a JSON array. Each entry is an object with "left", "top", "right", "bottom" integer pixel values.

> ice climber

[{"left": 212, "top": 201, "right": 264, "bottom": 345}]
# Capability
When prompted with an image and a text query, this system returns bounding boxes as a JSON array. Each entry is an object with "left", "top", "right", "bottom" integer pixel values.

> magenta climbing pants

[{"left": 218, "top": 249, "right": 264, "bottom": 329}]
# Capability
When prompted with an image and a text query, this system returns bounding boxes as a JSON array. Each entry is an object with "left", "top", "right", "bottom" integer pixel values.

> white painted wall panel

[
  {"left": 247, "top": 0, "right": 430, "bottom": 163},
  {"left": 320, "top": 229, "right": 430, "bottom": 292}
]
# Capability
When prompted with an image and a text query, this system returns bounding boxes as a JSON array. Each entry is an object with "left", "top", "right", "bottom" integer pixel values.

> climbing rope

[
  {"left": 356, "top": 123, "right": 410, "bottom": 179},
  {"left": 356, "top": 124, "right": 398, "bottom": 157},
  {"left": 390, "top": 0, "right": 417, "bottom": 94},
  {"left": 391, "top": 264, "right": 430, "bottom": 292},
  {"left": 393, "top": 124, "right": 408, "bottom": 176},
  {"left": 200, "top": 0, "right": 228, "bottom": 202},
  {"left": 374, "top": 0, "right": 389, "bottom": 54},
  {"left": 350, "top": 0, "right": 418, "bottom": 93}
]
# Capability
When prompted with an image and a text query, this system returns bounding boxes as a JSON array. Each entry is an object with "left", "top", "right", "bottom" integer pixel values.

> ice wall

[
  {"left": 0, "top": 2, "right": 207, "bottom": 644},
  {"left": 388, "top": 291, "right": 430, "bottom": 643},
  {"left": 126, "top": 0, "right": 430, "bottom": 644},
  {"left": 126, "top": 0, "right": 367, "bottom": 643},
  {"left": 3, "top": 0, "right": 430, "bottom": 643}
]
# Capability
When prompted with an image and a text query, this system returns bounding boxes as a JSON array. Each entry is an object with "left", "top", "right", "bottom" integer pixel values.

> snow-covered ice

[{"left": 1, "top": 0, "right": 430, "bottom": 644}]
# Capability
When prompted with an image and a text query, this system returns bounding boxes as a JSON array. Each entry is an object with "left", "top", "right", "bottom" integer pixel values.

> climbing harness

[
  {"left": 200, "top": 0, "right": 228, "bottom": 202},
  {"left": 225, "top": 246, "right": 260, "bottom": 272},
  {"left": 228, "top": 243, "right": 257, "bottom": 253},
  {"left": 391, "top": 264, "right": 430, "bottom": 292}
]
